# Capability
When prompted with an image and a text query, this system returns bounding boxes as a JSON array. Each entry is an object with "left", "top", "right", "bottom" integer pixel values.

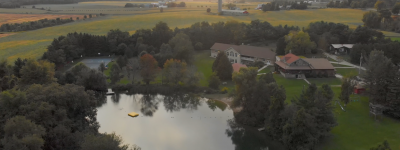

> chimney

[{"left": 289, "top": 50, "right": 292, "bottom": 53}]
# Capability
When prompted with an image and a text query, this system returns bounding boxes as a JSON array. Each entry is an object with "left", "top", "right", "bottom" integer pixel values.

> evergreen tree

[{"left": 214, "top": 52, "right": 233, "bottom": 80}]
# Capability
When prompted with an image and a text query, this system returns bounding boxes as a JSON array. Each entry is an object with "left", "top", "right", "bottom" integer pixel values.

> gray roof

[
  {"left": 210, "top": 43, "right": 275, "bottom": 59},
  {"left": 303, "top": 58, "right": 335, "bottom": 70}
]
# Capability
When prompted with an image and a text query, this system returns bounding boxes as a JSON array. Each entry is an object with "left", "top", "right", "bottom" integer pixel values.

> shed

[{"left": 354, "top": 83, "right": 365, "bottom": 94}]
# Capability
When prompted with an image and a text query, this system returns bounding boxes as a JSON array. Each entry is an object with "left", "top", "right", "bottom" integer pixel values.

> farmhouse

[
  {"left": 210, "top": 43, "right": 276, "bottom": 65},
  {"left": 275, "top": 53, "right": 335, "bottom": 78},
  {"left": 329, "top": 44, "right": 354, "bottom": 55}
]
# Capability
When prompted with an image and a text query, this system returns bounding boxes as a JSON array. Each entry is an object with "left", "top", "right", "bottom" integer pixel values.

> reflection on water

[{"left": 96, "top": 93, "right": 283, "bottom": 150}]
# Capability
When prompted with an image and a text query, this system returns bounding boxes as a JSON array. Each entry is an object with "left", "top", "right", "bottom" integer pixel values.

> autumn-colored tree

[
  {"left": 374, "top": 0, "right": 385, "bottom": 11},
  {"left": 163, "top": 59, "right": 187, "bottom": 85},
  {"left": 285, "top": 31, "right": 316, "bottom": 55},
  {"left": 140, "top": 54, "right": 159, "bottom": 85}
]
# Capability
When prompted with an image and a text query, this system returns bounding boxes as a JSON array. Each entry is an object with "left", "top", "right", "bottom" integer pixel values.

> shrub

[
  {"left": 221, "top": 87, "right": 229, "bottom": 94},
  {"left": 207, "top": 8, "right": 211, "bottom": 13},
  {"left": 160, "top": 7, "right": 163, "bottom": 12}
]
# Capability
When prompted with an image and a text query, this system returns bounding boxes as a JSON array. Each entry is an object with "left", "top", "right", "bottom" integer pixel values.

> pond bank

[{"left": 203, "top": 93, "right": 242, "bottom": 113}]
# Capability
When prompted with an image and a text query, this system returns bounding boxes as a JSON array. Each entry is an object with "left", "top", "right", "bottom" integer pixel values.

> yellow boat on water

[{"left": 128, "top": 112, "right": 139, "bottom": 117}]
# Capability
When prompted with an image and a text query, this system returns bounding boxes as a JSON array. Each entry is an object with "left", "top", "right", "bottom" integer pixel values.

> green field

[
  {"left": 258, "top": 66, "right": 272, "bottom": 74},
  {"left": 332, "top": 63, "right": 352, "bottom": 67},
  {"left": 0, "top": 1, "right": 371, "bottom": 62},
  {"left": 336, "top": 68, "right": 363, "bottom": 77}
]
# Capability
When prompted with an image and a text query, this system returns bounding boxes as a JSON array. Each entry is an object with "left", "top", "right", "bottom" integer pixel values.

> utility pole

[{"left": 359, "top": 53, "right": 362, "bottom": 75}]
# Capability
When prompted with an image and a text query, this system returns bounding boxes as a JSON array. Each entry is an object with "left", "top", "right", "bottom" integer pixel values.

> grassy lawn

[
  {"left": 258, "top": 66, "right": 273, "bottom": 74},
  {"left": 194, "top": 50, "right": 214, "bottom": 87},
  {"left": 327, "top": 57, "right": 337, "bottom": 62},
  {"left": 307, "top": 78, "right": 342, "bottom": 86},
  {"left": 336, "top": 68, "right": 363, "bottom": 77},
  {"left": 332, "top": 63, "right": 352, "bottom": 67},
  {"left": 273, "top": 74, "right": 308, "bottom": 102},
  {"left": 319, "top": 96, "right": 400, "bottom": 150}
]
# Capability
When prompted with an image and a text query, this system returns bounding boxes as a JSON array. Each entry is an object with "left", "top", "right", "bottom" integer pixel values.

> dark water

[{"left": 96, "top": 93, "right": 283, "bottom": 150}]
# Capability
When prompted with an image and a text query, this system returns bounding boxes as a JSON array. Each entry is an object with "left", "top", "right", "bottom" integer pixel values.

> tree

[
  {"left": 169, "top": 32, "right": 195, "bottom": 64},
  {"left": 362, "top": 11, "right": 382, "bottom": 29},
  {"left": 282, "top": 108, "right": 318, "bottom": 150},
  {"left": 98, "top": 62, "right": 106, "bottom": 72},
  {"left": 75, "top": 68, "right": 108, "bottom": 92},
  {"left": 13, "top": 58, "right": 27, "bottom": 78},
  {"left": 363, "top": 50, "right": 396, "bottom": 104},
  {"left": 392, "top": 3, "right": 400, "bottom": 15},
  {"left": 140, "top": 54, "right": 159, "bottom": 85},
  {"left": 162, "top": 59, "right": 187, "bottom": 85},
  {"left": 374, "top": 0, "right": 385, "bottom": 11},
  {"left": 116, "top": 56, "right": 127, "bottom": 68},
  {"left": 110, "top": 63, "right": 122, "bottom": 84},
  {"left": 208, "top": 72, "right": 221, "bottom": 90},
  {"left": 232, "top": 67, "right": 271, "bottom": 126},
  {"left": 84, "top": 15, "right": 87, "bottom": 19},
  {"left": 151, "top": 21, "right": 173, "bottom": 49},
  {"left": 207, "top": 8, "right": 211, "bottom": 13},
  {"left": 264, "top": 83, "right": 286, "bottom": 140},
  {"left": 81, "top": 132, "right": 134, "bottom": 150},
  {"left": 284, "top": 31, "right": 316, "bottom": 55},
  {"left": 194, "top": 42, "right": 203, "bottom": 50},
  {"left": 213, "top": 52, "right": 233, "bottom": 80},
  {"left": 281, "top": 84, "right": 336, "bottom": 149},
  {"left": 1, "top": 116, "right": 45, "bottom": 150},
  {"left": 276, "top": 37, "right": 286, "bottom": 55},
  {"left": 89, "top": 14, "right": 92, "bottom": 18},
  {"left": 259, "top": 72, "right": 275, "bottom": 84},
  {"left": 370, "top": 140, "right": 391, "bottom": 150},
  {"left": 126, "top": 58, "right": 139, "bottom": 80},
  {"left": 339, "top": 77, "right": 354, "bottom": 106},
  {"left": 20, "top": 59, "right": 55, "bottom": 85}
]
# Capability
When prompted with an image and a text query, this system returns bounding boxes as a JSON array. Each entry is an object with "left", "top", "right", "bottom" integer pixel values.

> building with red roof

[
  {"left": 274, "top": 53, "right": 336, "bottom": 78},
  {"left": 232, "top": 63, "right": 247, "bottom": 72}
]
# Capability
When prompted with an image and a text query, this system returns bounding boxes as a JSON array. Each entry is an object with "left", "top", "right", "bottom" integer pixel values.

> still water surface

[{"left": 96, "top": 93, "right": 283, "bottom": 150}]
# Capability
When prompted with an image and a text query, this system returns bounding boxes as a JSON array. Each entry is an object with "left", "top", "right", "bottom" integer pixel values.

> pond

[{"left": 96, "top": 93, "right": 283, "bottom": 150}]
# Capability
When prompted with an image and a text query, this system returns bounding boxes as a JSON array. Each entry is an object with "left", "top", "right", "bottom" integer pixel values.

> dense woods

[{"left": 0, "top": 56, "right": 135, "bottom": 150}]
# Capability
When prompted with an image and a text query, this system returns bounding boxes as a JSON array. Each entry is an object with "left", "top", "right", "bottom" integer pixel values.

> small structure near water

[{"left": 128, "top": 112, "right": 139, "bottom": 117}]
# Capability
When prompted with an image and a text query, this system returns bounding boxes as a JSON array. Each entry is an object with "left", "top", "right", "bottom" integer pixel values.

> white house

[{"left": 210, "top": 43, "right": 276, "bottom": 65}]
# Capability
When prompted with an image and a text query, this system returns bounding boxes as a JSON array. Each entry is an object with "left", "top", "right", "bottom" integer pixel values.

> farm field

[
  {"left": 0, "top": 2, "right": 370, "bottom": 62},
  {"left": 0, "top": 14, "right": 85, "bottom": 25}
]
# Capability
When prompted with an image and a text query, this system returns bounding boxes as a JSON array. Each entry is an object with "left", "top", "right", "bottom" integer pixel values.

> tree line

[
  {"left": 42, "top": 20, "right": 298, "bottom": 69},
  {"left": 0, "top": 18, "right": 74, "bottom": 32},
  {"left": 362, "top": 1, "right": 400, "bottom": 32},
  {"left": 274, "top": 20, "right": 400, "bottom": 67},
  {"left": 0, "top": 0, "right": 76, "bottom": 8}
]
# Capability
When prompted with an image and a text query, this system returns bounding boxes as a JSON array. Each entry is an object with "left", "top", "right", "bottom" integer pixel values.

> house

[
  {"left": 329, "top": 44, "right": 354, "bottom": 55},
  {"left": 274, "top": 53, "right": 336, "bottom": 78},
  {"left": 210, "top": 43, "right": 276, "bottom": 65},
  {"left": 232, "top": 63, "right": 247, "bottom": 72}
]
